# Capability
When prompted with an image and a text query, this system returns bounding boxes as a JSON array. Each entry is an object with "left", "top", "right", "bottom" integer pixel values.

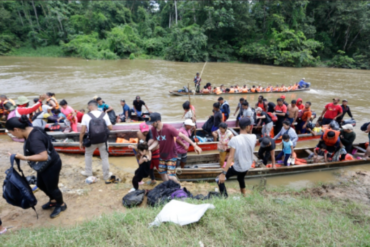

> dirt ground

[
  {"left": 0, "top": 137, "right": 217, "bottom": 230},
  {"left": 1, "top": 136, "right": 370, "bottom": 231}
]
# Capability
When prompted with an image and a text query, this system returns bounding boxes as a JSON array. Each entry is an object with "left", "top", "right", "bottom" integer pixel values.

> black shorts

[{"left": 135, "top": 162, "right": 151, "bottom": 179}]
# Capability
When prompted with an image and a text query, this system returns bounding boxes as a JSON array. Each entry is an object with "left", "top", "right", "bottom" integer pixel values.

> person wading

[
  {"left": 146, "top": 113, "right": 202, "bottom": 183},
  {"left": 6, "top": 116, "right": 67, "bottom": 218},
  {"left": 217, "top": 118, "right": 256, "bottom": 197},
  {"left": 320, "top": 98, "right": 343, "bottom": 125},
  {"left": 79, "top": 100, "right": 113, "bottom": 183}
]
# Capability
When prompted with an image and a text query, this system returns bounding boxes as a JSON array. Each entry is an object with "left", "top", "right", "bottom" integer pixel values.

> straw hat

[{"left": 15, "top": 96, "right": 29, "bottom": 105}]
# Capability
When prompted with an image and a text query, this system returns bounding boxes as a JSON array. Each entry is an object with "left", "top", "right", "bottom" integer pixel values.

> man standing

[
  {"left": 274, "top": 98, "right": 287, "bottom": 135},
  {"left": 241, "top": 101, "right": 254, "bottom": 133},
  {"left": 117, "top": 99, "right": 131, "bottom": 123},
  {"left": 336, "top": 99, "right": 354, "bottom": 125},
  {"left": 320, "top": 98, "right": 343, "bottom": 125},
  {"left": 234, "top": 98, "right": 246, "bottom": 126},
  {"left": 287, "top": 100, "right": 299, "bottom": 125},
  {"left": 146, "top": 113, "right": 202, "bottom": 183},
  {"left": 217, "top": 118, "right": 256, "bottom": 197},
  {"left": 218, "top": 97, "right": 230, "bottom": 121},
  {"left": 258, "top": 136, "right": 276, "bottom": 168},
  {"left": 194, "top": 72, "right": 201, "bottom": 93},
  {"left": 280, "top": 95, "right": 288, "bottom": 107},
  {"left": 79, "top": 100, "right": 113, "bottom": 183},
  {"left": 133, "top": 96, "right": 151, "bottom": 121}
]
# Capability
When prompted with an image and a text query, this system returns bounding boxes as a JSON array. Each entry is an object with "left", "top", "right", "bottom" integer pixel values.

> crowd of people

[{"left": 0, "top": 84, "right": 364, "bottom": 229}]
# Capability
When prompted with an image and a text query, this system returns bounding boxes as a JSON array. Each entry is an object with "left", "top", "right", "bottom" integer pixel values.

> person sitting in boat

[
  {"left": 194, "top": 72, "right": 202, "bottom": 93},
  {"left": 240, "top": 101, "right": 254, "bottom": 134},
  {"left": 96, "top": 97, "right": 113, "bottom": 113},
  {"left": 201, "top": 82, "right": 212, "bottom": 93},
  {"left": 0, "top": 95, "right": 15, "bottom": 120},
  {"left": 117, "top": 99, "right": 131, "bottom": 123},
  {"left": 250, "top": 85, "right": 256, "bottom": 93},
  {"left": 256, "top": 85, "right": 262, "bottom": 93},
  {"left": 218, "top": 97, "right": 230, "bottom": 121},
  {"left": 241, "top": 85, "right": 249, "bottom": 93},
  {"left": 276, "top": 134, "right": 294, "bottom": 166},
  {"left": 340, "top": 124, "right": 356, "bottom": 154},
  {"left": 228, "top": 86, "right": 235, "bottom": 93},
  {"left": 8, "top": 95, "right": 46, "bottom": 120},
  {"left": 265, "top": 85, "right": 272, "bottom": 92},
  {"left": 296, "top": 101, "right": 312, "bottom": 134},
  {"left": 213, "top": 122, "right": 234, "bottom": 168},
  {"left": 273, "top": 120, "right": 298, "bottom": 147},
  {"left": 235, "top": 85, "right": 241, "bottom": 93},
  {"left": 182, "top": 100, "right": 196, "bottom": 122},
  {"left": 46, "top": 92, "right": 59, "bottom": 114},
  {"left": 220, "top": 84, "right": 226, "bottom": 93},
  {"left": 313, "top": 129, "right": 342, "bottom": 163},
  {"left": 176, "top": 119, "right": 195, "bottom": 168},
  {"left": 217, "top": 118, "right": 256, "bottom": 197},
  {"left": 298, "top": 78, "right": 310, "bottom": 89},
  {"left": 258, "top": 136, "right": 276, "bottom": 168}
]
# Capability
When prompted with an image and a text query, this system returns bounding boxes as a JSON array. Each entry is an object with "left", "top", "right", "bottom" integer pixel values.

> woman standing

[
  {"left": 6, "top": 116, "right": 66, "bottom": 218},
  {"left": 59, "top": 100, "right": 78, "bottom": 132}
]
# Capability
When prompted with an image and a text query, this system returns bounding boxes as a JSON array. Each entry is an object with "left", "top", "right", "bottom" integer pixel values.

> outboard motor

[{"left": 342, "top": 118, "right": 356, "bottom": 127}]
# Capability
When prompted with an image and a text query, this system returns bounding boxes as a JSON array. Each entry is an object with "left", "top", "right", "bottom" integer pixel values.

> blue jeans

[
  {"left": 288, "top": 118, "right": 294, "bottom": 125},
  {"left": 276, "top": 151, "right": 291, "bottom": 166}
]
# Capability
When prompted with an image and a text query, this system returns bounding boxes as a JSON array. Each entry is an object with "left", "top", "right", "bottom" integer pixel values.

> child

[
  {"left": 128, "top": 142, "right": 152, "bottom": 192},
  {"left": 313, "top": 141, "right": 328, "bottom": 163},
  {"left": 276, "top": 134, "right": 294, "bottom": 166},
  {"left": 212, "top": 122, "right": 234, "bottom": 167}
]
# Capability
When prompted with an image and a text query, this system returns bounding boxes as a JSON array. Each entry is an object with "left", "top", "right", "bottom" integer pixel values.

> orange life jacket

[
  {"left": 242, "top": 88, "right": 249, "bottom": 93},
  {"left": 256, "top": 87, "right": 261, "bottom": 93},
  {"left": 214, "top": 87, "right": 222, "bottom": 95},
  {"left": 273, "top": 87, "right": 279, "bottom": 92},
  {"left": 251, "top": 88, "right": 256, "bottom": 93},
  {"left": 322, "top": 129, "right": 340, "bottom": 147},
  {"left": 47, "top": 97, "right": 60, "bottom": 110},
  {"left": 287, "top": 86, "right": 292, "bottom": 91},
  {"left": 266, "top": 87, "right": 271, "bottom": 92},
  {"left": 229, "top": 88, "right": 235, "bottom": 93}
]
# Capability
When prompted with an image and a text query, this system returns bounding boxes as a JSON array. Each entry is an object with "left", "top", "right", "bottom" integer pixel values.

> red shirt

[
  {"left": 151, "top": 124, "right": 179, "bottom": 160},
  {"left": 324, "top": 103, "right": 343, "bottom": 120},
  {"left": 275, "top": 104, "right": 287, "bottom": 113},
  {"left": 297, "top": 103, "right": 304, "bottom": 110},
  {"left": 76, "top": 111, "right": 84, "bottom": 123}
]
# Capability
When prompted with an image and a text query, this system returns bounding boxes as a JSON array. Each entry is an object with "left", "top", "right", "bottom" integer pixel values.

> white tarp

[{"left": 149, "top": 200, "right": 215, "bottom": 227}]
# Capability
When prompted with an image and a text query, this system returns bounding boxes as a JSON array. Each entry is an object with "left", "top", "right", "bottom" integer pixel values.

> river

[{"left": 1, "top": 56, "right": 370, "bottom": 187}]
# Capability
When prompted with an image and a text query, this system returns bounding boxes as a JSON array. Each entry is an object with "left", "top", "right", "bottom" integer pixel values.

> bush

[
  {"left": 0, "top": 34, "right": 20, "bottom": 55},
  {"left": 328, "top": 50, "right": 356, "bottom": 69}
]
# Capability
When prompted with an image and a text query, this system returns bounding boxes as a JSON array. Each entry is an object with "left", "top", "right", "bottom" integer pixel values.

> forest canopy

[{"left": 0, "top": 0, "right": 369, "bottom": 69}]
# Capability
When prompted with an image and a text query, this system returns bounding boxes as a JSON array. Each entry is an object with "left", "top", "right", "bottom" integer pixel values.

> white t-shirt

[
  {"left": 228, "top": 134, "right": 256, "bottom": 172},
  {"left": 81, "top": 110, "right": 112, "bottom": 133}
]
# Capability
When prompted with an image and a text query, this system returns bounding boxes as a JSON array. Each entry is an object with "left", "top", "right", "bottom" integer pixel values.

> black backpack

[
  {"left": 122, "top": 190, "right": 145, "bottom": 208},
  {"left": 88, "top": 112, "right": 110, "bottom": 144},
  {"left": 3, "top": 154, "right": 38, "bottom": 215},
  {"left": 361, "top": 122, "right": 370, "bottom": 131}
]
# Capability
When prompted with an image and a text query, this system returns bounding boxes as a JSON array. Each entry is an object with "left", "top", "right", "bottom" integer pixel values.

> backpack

[
  {"left": 107, "top": 110, "right": 117, "bottom": 125},
  {"left": 171, "top": 189, "right": 189, "bottom": 199},
  {"left": 88, "top": 112, "right": 110, "bottom": 144},
  {"left": 361, "top": 122, "right": 370, "bottom": 131},
  {"left": 122, "top": 190, "right": 145, "bottom": 208},
  {"left": 3, "top": 154, "right": 38, "bottom": 216}
]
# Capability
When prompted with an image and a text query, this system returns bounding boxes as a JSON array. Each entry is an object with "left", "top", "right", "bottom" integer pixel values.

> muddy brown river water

[{"left": 1, "top": 56, "right": 370, "bottom": 188}]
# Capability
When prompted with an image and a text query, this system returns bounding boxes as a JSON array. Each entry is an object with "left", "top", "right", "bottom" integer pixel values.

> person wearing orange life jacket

[
  {"left": 265, "top": 85, "right": 272, "bottom": 92},
  {"left": 46, "top": 92, "right": 60, "bottom": 112},
  {"left": 234, "top": 85, "right": 240, "bottom": 93},
  {"left": 241, "top": 85, "right": 249, "bottom": 93},
  {"left": 313, "top": 129, "right": 342, "bottom": 163},
  {"left": 218, "top": 97, "right": 230, "bottom": 121},
  {"left": 255, "top": 86, "right": 261, "bottom": 93},
  {"left": 229, "top": 86, "right": 235, "bottom": 93},
  {"left": 255, "top": 95, "right": 266, "bottom": 112},
  {"left": 250, "top": 85, "right": 256, "bottom": 93}
]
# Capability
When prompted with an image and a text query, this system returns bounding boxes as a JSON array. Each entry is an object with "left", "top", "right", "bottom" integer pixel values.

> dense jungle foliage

[{"left": 0, "top": 1, "right": 369, "bottom": 69}]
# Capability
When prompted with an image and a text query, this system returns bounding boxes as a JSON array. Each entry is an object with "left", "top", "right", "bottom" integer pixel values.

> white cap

[
  {"left": 184, "top": 119, "right": 195, "bottom": 126},
  {"left": 342, "top": 124, "right": 353, "bottom": 130}
]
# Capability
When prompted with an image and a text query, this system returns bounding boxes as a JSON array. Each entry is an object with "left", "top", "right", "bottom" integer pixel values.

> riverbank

[{"left": 1, "top": 138, "right": 370, "bottom": 245}]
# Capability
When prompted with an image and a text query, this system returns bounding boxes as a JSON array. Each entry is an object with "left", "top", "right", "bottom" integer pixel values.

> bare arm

[
  {"left": 178, "top": 132, "right": 202, "bottom": 154},
  {"left": 149, "top": 140, "right": 159, "bottom": 151},
  {"left": 270, "top": 150, "right": 276, "bottom": 168},
  {"left": 234, "top": 106, "right": 240, "bottom": 116},
  {"left": 176, "top": 137, "right": 187, "bottom": 149},
  {"left": 106, "top": 106, "right": 113, "bottom": 112},
  {"left": 107, "top": 125, "right": 113, "bottom": 130},
  {"left": 145, "top": 105, "right": 151, "bottom": 113},
  {"left": 79, "top": 125, "right": 86, "bottom": 145}
]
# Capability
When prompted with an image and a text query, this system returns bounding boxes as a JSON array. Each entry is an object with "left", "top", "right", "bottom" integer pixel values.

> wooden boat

[
  {"left": 49, "top": 126, "right": 320, "bottom": 156},
  {"left": 169, "top": 88, "right": 310, "bottom": 96},
  {"left": 154, "top": 143, "right": 369, "bottom": 181}
]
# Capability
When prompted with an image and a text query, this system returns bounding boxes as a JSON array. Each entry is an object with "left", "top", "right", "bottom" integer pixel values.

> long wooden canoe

[
  {"left": 154, "top": 143, "right": 369, "bottom": 181},
  {"left": 49, "top": 127, "right": 320, "bottom": 156},
  {"left": 169, "top": 88, "right": 310, "bottom": 96}
]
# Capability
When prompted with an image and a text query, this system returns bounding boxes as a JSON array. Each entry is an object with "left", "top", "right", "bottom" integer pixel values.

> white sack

[{"left": 149, "top": 200, "right": 215, "bottom": 227}]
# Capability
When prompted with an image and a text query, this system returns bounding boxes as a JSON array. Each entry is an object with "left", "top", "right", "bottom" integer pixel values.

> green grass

[
  {"left": 8, "top": 45, "right": 64, "bottom": 58},
  {"left": 2, "top": 191, "right": 370, "bottom": 247}
]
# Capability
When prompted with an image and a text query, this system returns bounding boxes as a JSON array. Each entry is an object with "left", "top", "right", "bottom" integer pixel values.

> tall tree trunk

[
  {"left": 347, "top": 27, "right": 363, "bottom": 51},
  {"left": 192, "top": 3, "right": 196, "bottom": 23},
  {"left": 174, "top": 0, "right": 178, "bottom": 25},
  {"left": 169, "top": 12, "right": 171, "bottom": 28},
  {"left": 343, "top": 25, "right": 351, "bottom": 51},
  {"left": 31, "top": 0, "right": 41, "bottom": 30},
  {"left": 21, "top": 0, "right": 34, "bottom": 31},
  {"left": 17, "top": 10, "right": 24, "bottom": 27}
]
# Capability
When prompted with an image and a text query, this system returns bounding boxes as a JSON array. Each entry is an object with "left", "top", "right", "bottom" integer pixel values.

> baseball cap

[
  {"left": 184, "top": 119, "right": 195, "bottom": 126},
  {"left": 342, "top": 124, "right": 353, "bottom": 130},
  {"left": 146, "top": 112, "right": 161, "bottom": 125},
  {"left": 259, "top": 137, "right": 272, "bottom": 148},
  {"left": 280, "top": 95, "right": 286, "bottom": 100},
  {"left": 139, "top": 122, "right": 150, "bottom": 132}
]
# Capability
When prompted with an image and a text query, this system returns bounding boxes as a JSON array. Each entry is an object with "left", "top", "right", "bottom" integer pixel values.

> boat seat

[{"left": 305, "top": 149, "right": 314, "bottom": 155}]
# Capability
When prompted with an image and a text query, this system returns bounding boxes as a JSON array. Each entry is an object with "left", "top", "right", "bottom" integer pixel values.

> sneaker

[
  {"left": 81, "top": 171, "right": 92, "bottom": 177},
  {"left": 128, "top": 188, "right": 136, "bottom": 193},
  {"left": 42, "top": 201, "right": 57, "bottom": 210},
  {"left": 50, "top": 203, "right": 67, "bottom": 219}
]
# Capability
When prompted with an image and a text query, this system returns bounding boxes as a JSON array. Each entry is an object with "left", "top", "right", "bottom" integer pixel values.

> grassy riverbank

[
  {"left": 2, "top": 190, "right": 370, "bottom": 247},
  {"left": 8, "top": 46, "right": 64, "bottom": 58}
]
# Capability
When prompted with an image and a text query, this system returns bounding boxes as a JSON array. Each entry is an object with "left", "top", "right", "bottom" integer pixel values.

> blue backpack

[{"left": 3, "top": 154, "right": 38, "bottom": 216}]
